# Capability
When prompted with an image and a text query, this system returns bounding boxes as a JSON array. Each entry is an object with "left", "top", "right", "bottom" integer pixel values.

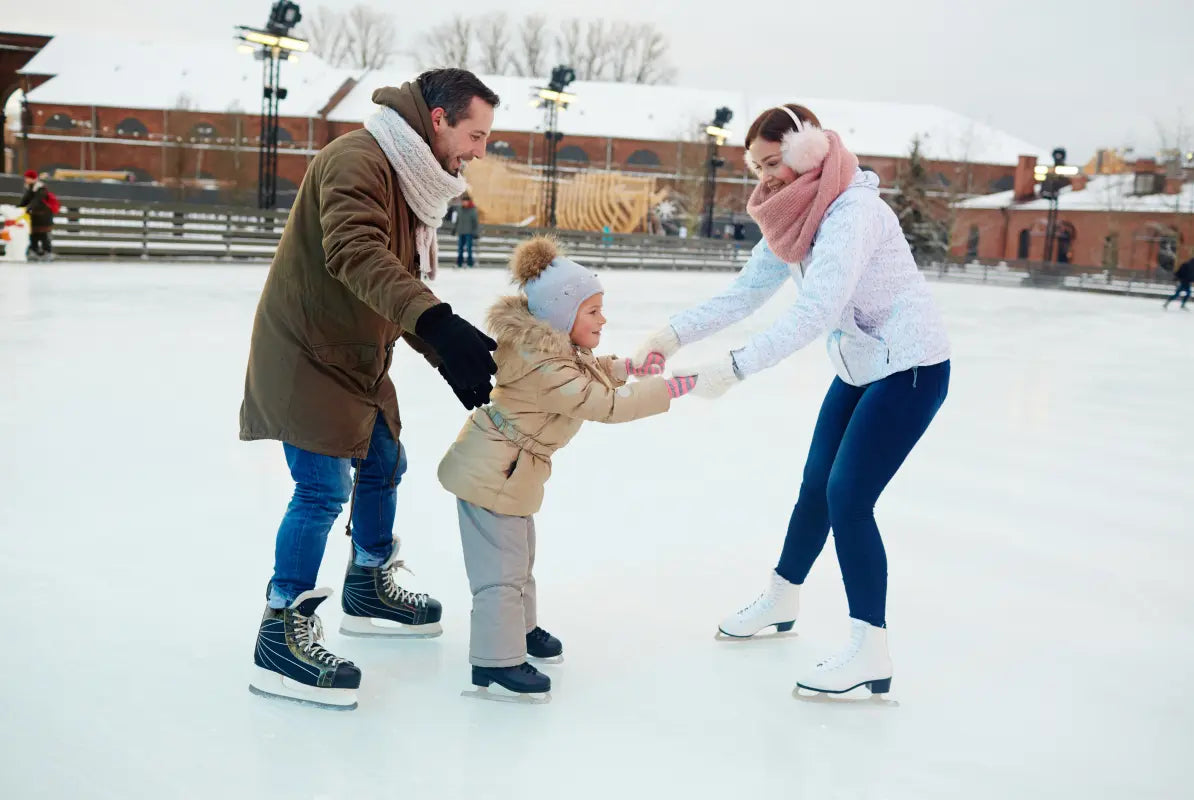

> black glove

[{"left": 415, "top": 303, "right": 497, "bottom": 410}]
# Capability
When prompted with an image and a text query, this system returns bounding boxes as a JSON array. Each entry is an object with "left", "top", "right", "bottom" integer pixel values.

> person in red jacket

[{"left": 19, "top": 170, "right": 55, "bottom": 261}]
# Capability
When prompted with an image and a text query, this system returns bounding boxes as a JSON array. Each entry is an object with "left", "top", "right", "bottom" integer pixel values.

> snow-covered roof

[
  {"left": 333, "top": 73, "right": 1048, "bottom": 165},
  {"left": 20, "top": 34, "right": 1046, "bottom": 165},
  {"left": 21, "top": 34, "right": 361, "bottom": 117},
  {"left": 956, "top": 173, "right": 1194, "bottom": 213}
]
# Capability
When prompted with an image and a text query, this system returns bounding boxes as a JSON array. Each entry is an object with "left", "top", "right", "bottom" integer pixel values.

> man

[
  {"left": 454, "top": 193, "right": 479, "bottom": 267},
  {"left": 1164, "top": 256, "right": 1193, "bottom": 310},
  {"left": 241, "top": 69, "right": 500, "bottom": 709},
  {"left": 18, "top": 171, "right": 54, "bottom": 261}
]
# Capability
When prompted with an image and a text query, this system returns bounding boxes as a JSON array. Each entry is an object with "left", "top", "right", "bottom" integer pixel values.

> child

[{"left": 438, "top": 236, "right": 695, "bottom": 695}]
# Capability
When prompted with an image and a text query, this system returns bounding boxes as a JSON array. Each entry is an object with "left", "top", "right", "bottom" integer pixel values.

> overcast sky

[{"left": 8, "top": 0, "right": 1192, "bottom": 162}]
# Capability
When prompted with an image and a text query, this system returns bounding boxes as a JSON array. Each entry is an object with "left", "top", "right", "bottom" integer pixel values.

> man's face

[
  {"left": 429, "top": 96, "right": 494, "bottom": 175},
  {"left": 24, "top": 177, "right": 34, "bottom": 188}
]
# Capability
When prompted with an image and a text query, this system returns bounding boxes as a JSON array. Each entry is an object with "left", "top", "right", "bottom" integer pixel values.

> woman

[{"left": 634, "top": 104, "right": 951, "bottom": 695}]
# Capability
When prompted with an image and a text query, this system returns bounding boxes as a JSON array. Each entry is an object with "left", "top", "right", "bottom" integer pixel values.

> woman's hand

[
  {"left": 631, "top": 325, "right": 682, "bottom": 370},
  {"left": 671, "top": 352, "right": 741, "bottom": 399}
]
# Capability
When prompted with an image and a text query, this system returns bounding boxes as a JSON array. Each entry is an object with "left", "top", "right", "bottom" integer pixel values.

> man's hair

[{"left": 417, "top": 69, "right": 500, "bottom": 125}]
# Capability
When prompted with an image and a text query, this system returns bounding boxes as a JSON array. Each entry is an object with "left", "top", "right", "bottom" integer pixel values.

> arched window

[
  {"left": 1017, "top": 229, "right": 1031, "bottom": 259},
  {"left": 626, "top": 149, "right": 661, "bottom": 167},
  {"left": 45, "top": 113, "right": 74, "bottom": 130},
  {"left": 965, "top": 225, "right": 980, "bottom": 259},
  {"left": 556, "top": 145, "right": 589, "bottom": 164},
  {"left": 487, "top": 140, "right": 516, "bottom": 158},
  {"left": 190, "top": 122, "right": 219, "bottom": 140},
  {"left": 115, "top": 117, "right": 149, "bottom": 137}
]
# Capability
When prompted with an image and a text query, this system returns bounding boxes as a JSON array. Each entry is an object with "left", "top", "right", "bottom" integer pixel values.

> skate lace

[
  {"left": 294, "top": 613, "right": 347, "bottom": 667},
  {"left": 736, "top": 591, "right": 773, "bottom": 616},
  {"left": 381, "top": 560, "right": 429, "bottom": 608},
  {"left": 815, "top": 627, "right": 867, "bottom": 672},
  {"left": 528, "top": 627, "right": 548, "bottom": 644}
]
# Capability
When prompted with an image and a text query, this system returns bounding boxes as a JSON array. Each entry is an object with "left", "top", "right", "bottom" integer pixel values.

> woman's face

[{"left": 749, "top": 137, "right": 798, "bottom": 192}]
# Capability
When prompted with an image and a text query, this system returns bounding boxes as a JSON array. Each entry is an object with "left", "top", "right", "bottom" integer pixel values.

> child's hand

[
  {"left": 624, "top": 352, "right": 666, "bottom": 377},
  {"left": 670, "top": 352, "right": 741, "bottom": 399},
  {"left": 665, "top": 376, "right": 697, "bottom": 398},
  {"left": 631, "top": 325, "right": 681, "bottom": 370}
]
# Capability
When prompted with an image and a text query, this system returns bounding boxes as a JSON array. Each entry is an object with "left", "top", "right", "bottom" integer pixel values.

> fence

[
  {"left": 0, "top": 197, "right": 752, "bottom": 270},
  {"left": 1, "top": 197, "right": 1183, "bottom": 297}
]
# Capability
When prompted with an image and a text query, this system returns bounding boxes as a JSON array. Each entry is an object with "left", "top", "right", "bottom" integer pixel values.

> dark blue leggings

[
  {"left": 1167, "top": 281, "right": 1191, "bottom": 306},
  {"left": 776, "top": 361, "right": 950, "bottom": 627}
]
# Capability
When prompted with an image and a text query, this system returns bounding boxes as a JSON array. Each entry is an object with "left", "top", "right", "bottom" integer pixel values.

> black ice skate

[
  {"left": 340, "top": 542, "right": 443, "bottom": 638},
  {"left": 526, "top": 626, "right": 563, "bottom": 661},
  {"left": 249, "top": 588, "right": 361, "bottom": 710},
  {"left": 472, "top": 662, "right": 551, "bottom": 695}
]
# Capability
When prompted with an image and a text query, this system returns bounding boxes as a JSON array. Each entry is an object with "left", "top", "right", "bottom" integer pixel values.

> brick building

[
  {"left": 951, "top": 155, "right": 1194, "bottom": 271},
  {"left": 12, "top": 33, "right": 1046, "bottom": 225}
]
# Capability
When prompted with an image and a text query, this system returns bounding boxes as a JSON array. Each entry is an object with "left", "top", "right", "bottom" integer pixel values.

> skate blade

[
  {"left": 460, "top": 686, "right": 552, "bottom": 705},
  {"left": 714, "top": 624, "right": 798, "bottom": 642},
  {"left": 339, "top": 616, "right": 443, "bottom": 639},
  {"left": 792, "top": 686, "right": 899, "bottom": 707},
  {"left": 528, "top": 654, "right": 564, "bottom": 664},
  {"left": 248, "top": 668, "right": 358, "bottom": 711}
]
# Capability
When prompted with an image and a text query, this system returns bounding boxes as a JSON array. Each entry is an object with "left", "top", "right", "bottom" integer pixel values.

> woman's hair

[{"left": 744, "top": 104, "right": 822, "bottom": 150}]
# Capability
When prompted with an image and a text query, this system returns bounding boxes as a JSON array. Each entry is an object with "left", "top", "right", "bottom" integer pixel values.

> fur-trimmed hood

[
  {"left": 487, "top": 295, "right": 575, "bottom": 357},
  {"left": 486, "top": 294, "right": 586, "bottom": 384}
]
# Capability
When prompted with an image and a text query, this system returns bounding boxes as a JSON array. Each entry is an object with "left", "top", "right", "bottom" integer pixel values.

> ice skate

[
  {"left": 462, "top": 663, "right": 552, "bottom": 704},
  {"left": 794, "top": 618, "right": 893, "bottom": 698},
  {"left": 249, "top": 588, "right": 361, "bottom": 710},
  {"left": 526, "top": 626, "right": 563, "bottom": 663},
  {"left": 716, "top": 571, "right": 800, "bottom": 639},
  {"left": 340, "top": 537, "right": 443, "bottom": 638}
]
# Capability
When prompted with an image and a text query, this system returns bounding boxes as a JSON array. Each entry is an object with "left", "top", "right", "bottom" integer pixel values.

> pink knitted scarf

[{"left": 746, "top": 130, "right": 859, "bottom": 263}]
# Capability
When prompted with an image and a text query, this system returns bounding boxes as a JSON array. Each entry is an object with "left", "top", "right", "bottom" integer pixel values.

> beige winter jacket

[{"left": 438, "top": 295, "right": 672, "bottom": 516}]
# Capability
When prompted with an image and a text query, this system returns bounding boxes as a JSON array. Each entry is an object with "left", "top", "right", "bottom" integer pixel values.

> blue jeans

[
  {"left": 268, "top": 414, "right": 408, "bottom": 608},
  {"left": 776, "top": 361, "right": 950, "bottom": 627},
  {"left": 457, "top": 234, "right": 474, "bottom": 267}
]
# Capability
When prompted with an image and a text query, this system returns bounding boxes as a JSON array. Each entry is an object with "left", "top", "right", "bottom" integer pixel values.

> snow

[
  {"left": 332, "top": 73, "right": 1048, "bottom": 165},
  {"left": 956, "top": 173, "right": 1194, "bottom": 213},
  {"left": 1, "top": 263, "right": 1191, "bottom": 799},
  {"left": 21, "top": 34, "right": 360, "bottom": 117}
]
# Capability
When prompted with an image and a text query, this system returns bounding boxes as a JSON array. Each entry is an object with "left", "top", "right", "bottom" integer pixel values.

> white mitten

[
  {"left": 671, "top": 352, "right": 741, "bottom": 400},
  {"left": 631, "top": 325, "right": 682, "bottom": 370}
]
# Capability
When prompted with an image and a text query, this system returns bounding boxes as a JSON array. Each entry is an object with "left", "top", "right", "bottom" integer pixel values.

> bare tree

[
  {"left": 628, "top": 23, "right": 675, "bottom": 84},
  {"left": 476, "top": 12, "right": 511, "bottom": 74},
  {"left": 578, "top": 19, "right": 611, "bottom": 80},
  {"left": 422, "top": 15, "right": 474, "bottom": 69},
  {"left": 554, "top": 18, "right": 584, "bottom": 71},
  {"left": 607, "top": 22, "right": 640, "bottom": 83},
  {"left": 298, "top": 6, "right": 351, "bottom": 67},
  {"left": 511, "top": 14, "right": 549, "bottom": 77},
  {"left": 342, "top": 4, "right": 397, "bottom": 70}
]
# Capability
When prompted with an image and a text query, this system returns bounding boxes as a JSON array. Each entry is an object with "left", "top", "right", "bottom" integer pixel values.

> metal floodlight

[
  {"left": 548, "top": 65, "right": 576, "bottom": 93},
  {"left": 267, "top": 1, "right": 302, "bottom": 35},
  {"left": 705, "top": 125, "right": 731, "bottom": 143},
  {"left": 712, "top": 106, "right": 733, "bottom": 129},
  {"left": 1052, "top": 147, "right": 1067, "bottom": 167},
  {"left": 1054, "top": 165, "right": 1080, "bottom": 176}
]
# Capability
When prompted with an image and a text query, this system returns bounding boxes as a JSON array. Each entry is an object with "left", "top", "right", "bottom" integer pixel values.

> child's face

[{"left": 569, "top": 293, "right": 606, "bottom": 349}]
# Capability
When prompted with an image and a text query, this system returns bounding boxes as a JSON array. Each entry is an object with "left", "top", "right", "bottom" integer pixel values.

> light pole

[
  {"left": 703, "top": 107, "right": 732, "bottom": 238},
  {"left": 1035, "top": 147, "right": 1078, "bottom": 263},
  {"left": 533, "top": 65, "right": 576, "bottom": 229},
  {"left": 236, "top": 1, "right": 309, "bottom": 210}
]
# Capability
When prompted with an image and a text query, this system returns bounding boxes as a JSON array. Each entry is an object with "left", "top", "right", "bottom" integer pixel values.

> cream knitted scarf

[{"left": 364, "top": 105, "right": 468, "bottom": 279}]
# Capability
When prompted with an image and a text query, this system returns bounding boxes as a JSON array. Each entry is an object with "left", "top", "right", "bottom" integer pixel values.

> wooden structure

[{"left": 463, "top": 157, "right": 668, "bottom": 233}]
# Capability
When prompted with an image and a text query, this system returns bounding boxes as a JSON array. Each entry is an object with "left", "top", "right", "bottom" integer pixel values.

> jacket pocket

[{"left": 312, "top": 342, "right": 379, "bottom": 391}]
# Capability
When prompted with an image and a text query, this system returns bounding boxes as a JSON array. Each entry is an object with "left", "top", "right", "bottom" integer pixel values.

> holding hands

[{"left": 630, "top": 324, "right": 742, "bottom": 401}]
